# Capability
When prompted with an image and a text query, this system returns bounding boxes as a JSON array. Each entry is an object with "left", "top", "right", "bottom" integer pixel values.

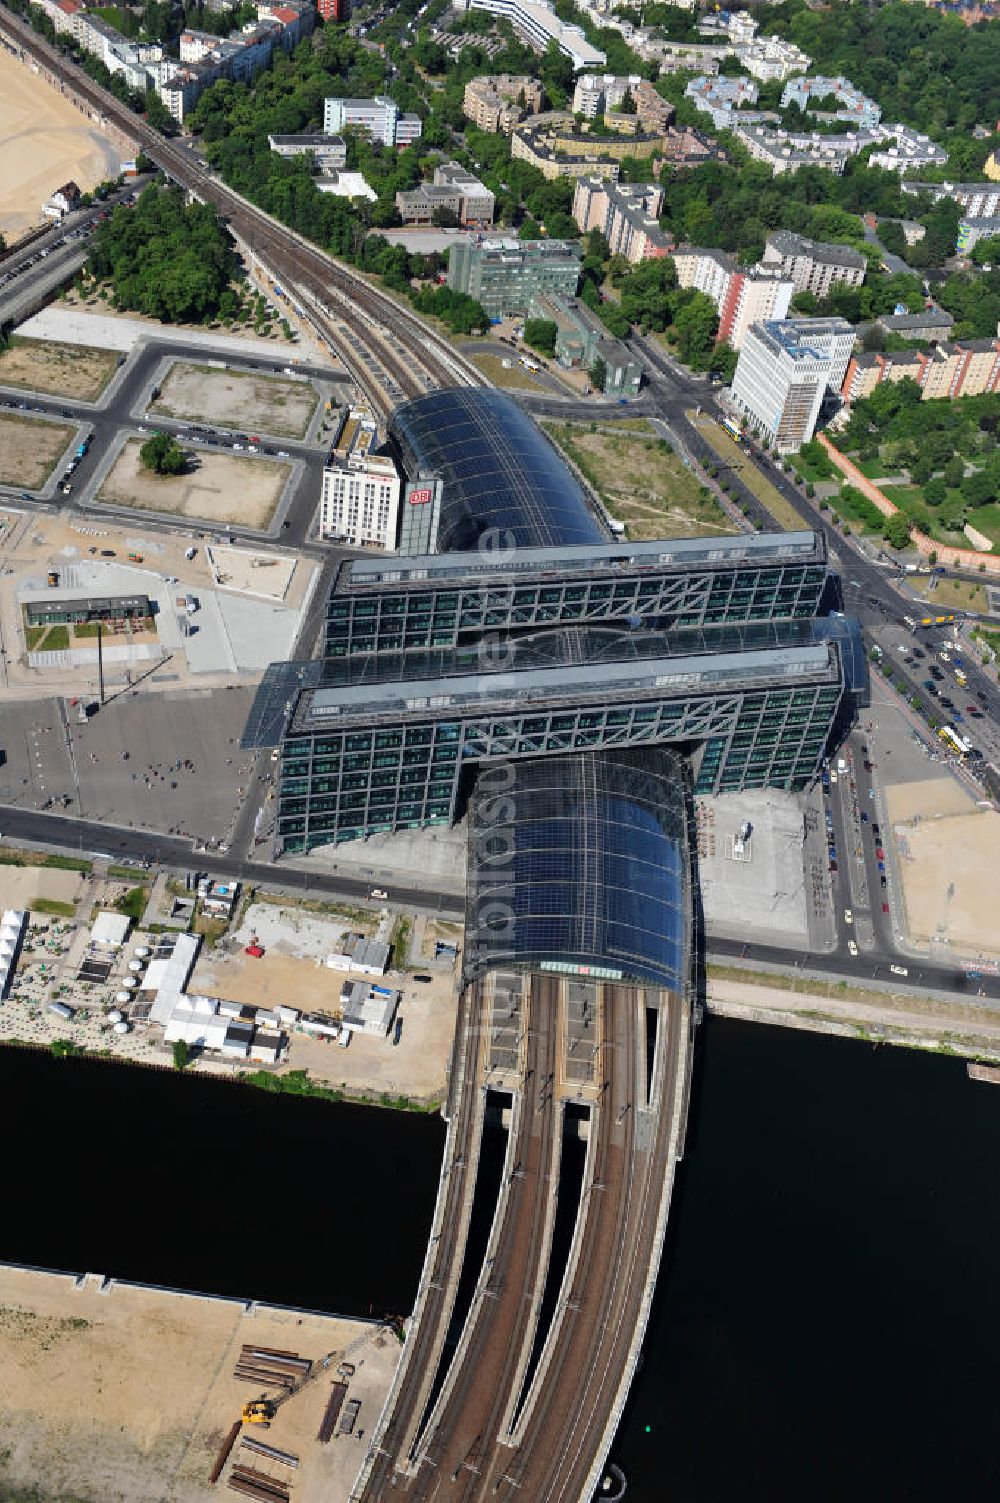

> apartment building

[
  {"left": 267, "top": 133, "right": 347, "bottom": 172},
  {"left": 684, "top": 74, "right": 758, "bottom": 128},
  {"left": 841, "top": 339, "right": 1000, "bottom": 404},
  {"left": 573, "top": 72, "right": 641, "bottom": 118},
  {"left": 320, "top": 410, "right": 402, "bottom": 550},
  {"left": 572, "top": 178, "right": 670, "bottom": 262},
  {"left": 735, "top": 36, "right": 811, "bottom": 83},
  {"left": 395, "top": 163, "right": 495, "bottom": 227},
  {"left": 460, "top": 0, "right": 606, "bottom": 70},
  {"left": 511, "top": 117, "right": 673, "bottom": 180},
  {"left": 780, "top": 75, "right": 881, "bottom": 127},
  {"left": 462, "top": 74, "right": 543, "bottom": 133},
  {"left": 671, "top": 247, "right": 793, "bottom": 349},
  {"left": 876, "top": 308, "right": 954, "bottom": 342},
  {"left": 731, "top": 317, "right": 854, "bottom": 451},
  {"left": 447, "top": 238, "right": 582, "bottom": 318},
  {"left": 867, "top": 124, "right": 947, "bottom": 173},
  {"left": 34, "top": 0, "right": 82, "bottom": 37},
  {"left": 956, "top": 216, "right": 1000, "bottom": 253},
  {"left": 322, "top": 96, "right": 422, "bottom": 147},
  {"left": 901, "top": 181, "right": 1000, "bottom": 219},
  {"left": 760, "top": 230, "right": 867, "bottom": 298}
]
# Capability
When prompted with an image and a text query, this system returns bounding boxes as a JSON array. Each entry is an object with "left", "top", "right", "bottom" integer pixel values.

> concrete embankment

[{"left": 706, "top": 974, "right": 1000, "bottom": 1063}]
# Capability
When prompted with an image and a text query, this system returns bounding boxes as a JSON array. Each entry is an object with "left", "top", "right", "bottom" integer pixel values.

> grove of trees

[{"left": 87, "top": 184, "right": 237, "bottom": 323}]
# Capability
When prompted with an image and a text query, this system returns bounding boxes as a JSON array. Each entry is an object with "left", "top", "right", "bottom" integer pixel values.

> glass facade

[
  {"left": 276, "top": 654, "right": 843, "bottom": 852},
  {"left": 325, "top": 552, "right": 829, "bottom": 657},
  {"left": 465, "top": 748, "right": 690, "bottom": 991}
]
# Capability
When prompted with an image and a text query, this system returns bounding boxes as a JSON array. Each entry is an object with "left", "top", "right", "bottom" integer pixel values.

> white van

[{"left": 338, "top": 1026, "right": 352, "bottom": 1049}]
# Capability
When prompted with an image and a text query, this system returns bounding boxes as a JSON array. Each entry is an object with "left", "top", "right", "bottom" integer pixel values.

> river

[
  {"left": 0, "top": 1047, "right": 443, "bottom": 1317},
  {"left": 4, "top": 1024, "right": 1000, "bottom": 1501},
  {"left": 611, "top": 1018, "right": 1000, "bottom": 1502}
]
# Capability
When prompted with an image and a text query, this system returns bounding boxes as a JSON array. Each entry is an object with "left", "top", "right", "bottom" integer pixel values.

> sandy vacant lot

[
  {"left": 99, "top": 439, "right": 289, "bottom": 528},
  {"left": 0, "top": 863, "right": 85, "bottom": 910},
  {"left": 0, "top": 412, "right": 72, "bottom": 489},
  {"left": 0, "top": 336, "right": 119, "bottom": 399},
  {"left": 0, "top": 50, "right": 123, "bottom": 239},
  {"left": 0, "top": 1264, "right": 399, "bottom": 1503},
  {"left": 888, "top": 776, "right": 1000, "bottom": 959},
  {"left": 151, "top": 361, "right": 320, "bottom": 438}
]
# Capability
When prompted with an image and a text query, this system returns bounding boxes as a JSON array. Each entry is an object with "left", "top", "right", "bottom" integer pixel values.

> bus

[
  {"left": 721, "top": 416, "right": 742, "bottom": 443},
  {"left": 939, "top": 725, "right": 972, "bottom": 756}
]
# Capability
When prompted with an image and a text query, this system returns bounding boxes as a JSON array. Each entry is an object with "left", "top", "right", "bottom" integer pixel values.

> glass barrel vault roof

[
  {"left": 388, "top": 388, "right": 608, "bottom": 553},
  {"left": 466, "top": 748, "right": 690, "bottom": 992}
]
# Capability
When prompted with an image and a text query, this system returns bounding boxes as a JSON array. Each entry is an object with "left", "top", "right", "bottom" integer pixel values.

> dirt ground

[
  {"left": 0, "top": 336, "right": 119, "bottom": 400},
  {"left": 468, "top": 352, "right": 546, "bottom": 392},
  {"left": 0, "top": 50, "right": 123, "bottom": 239},
  {"left": 150, "top": 361, "right": 320, "bottom": 439},
  {"left": 0, "top": 1264, "right": 400, "bottom": 1503},
  {"left": 0, "top": 864, "right": 85, "bottom": 910},
  {"left": 99, "top": 440, "right": 289, "bottom": 528},
  {"left": 0, "top": 412, "right": 73, "bottom": 489},
  {"left": 545, "top": 419, "right": 731, "bottom": 540},
  {"left": 889, "top": 780, "right": 1000, "bottom": 960}
]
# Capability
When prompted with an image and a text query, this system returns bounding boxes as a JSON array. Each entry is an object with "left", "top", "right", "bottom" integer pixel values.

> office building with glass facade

[{"left": 243, "top": 389, "right": 864, "bottom": 855}]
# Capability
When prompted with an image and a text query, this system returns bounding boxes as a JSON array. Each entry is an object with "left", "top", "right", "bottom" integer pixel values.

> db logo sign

[{"left": 409, "top": 487, "right": 432, "bottom": 505}]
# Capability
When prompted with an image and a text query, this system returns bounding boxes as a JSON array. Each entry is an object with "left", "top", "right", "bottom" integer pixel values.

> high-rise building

[
  {"left": 319, "top": 409, "right": 401, "bottom": 549},
  {"left": 572, "top": 178, "right": 671, "bottom": 262},
  {"left": 671, "top": 248, "right": 793, "bottom": 349},
  {"left": 731, "top": 317, "right": 855, "bottom": 451}
]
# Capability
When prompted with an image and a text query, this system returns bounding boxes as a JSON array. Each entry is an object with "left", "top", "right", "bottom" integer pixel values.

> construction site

[{"left": 0, "top": 1263, "right": 402, "bottom": 1503}]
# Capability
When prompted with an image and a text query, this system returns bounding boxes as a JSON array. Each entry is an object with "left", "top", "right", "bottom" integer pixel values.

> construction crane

[{"left": 241, "top": 1324, "right": 390, "bottom": 1426}]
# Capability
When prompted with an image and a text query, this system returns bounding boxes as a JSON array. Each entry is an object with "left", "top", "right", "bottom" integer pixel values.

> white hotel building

[{"left": 320, "top": 410, "right": 402, "bottom": 550}]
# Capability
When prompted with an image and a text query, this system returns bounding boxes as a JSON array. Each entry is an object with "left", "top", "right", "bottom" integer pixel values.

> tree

[
  {"left": 883, "top": 513, "right": 913, "bottom": 550},
  {"left": 172, "top": 1040, "right": 191, "bottom": 1070},
  {"left": 140, "top": 432, "right": 186, "bottom": 475},
  {"left": 589, "top": 355, "right": 607, "bottom": 392},
  {"left": 943, "top": 456, "right": 965, "bottom": 489},
  {"left": 524, "top": 318, "right": 557, "bottom": 358},
  {"left": 924, "top": 477, "right": 947, "bottom": 507},
  {"left": 961, "top": 469, "right": 997, "bottom": 508}
]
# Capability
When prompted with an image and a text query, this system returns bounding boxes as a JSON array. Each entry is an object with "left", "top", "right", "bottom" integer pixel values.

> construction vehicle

[{"left": 240, "top": 1326, "right": 388, "bottom": 1426}]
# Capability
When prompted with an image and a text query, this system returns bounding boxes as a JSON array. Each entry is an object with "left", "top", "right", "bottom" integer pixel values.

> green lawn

[{"left": 853, "top": 455, "right": 903, "bottom": 480}]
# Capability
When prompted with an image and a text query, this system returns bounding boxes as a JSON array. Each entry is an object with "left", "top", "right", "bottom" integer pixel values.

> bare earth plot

[
  {"left": 99, "top": 439, "right": 290, "bottom": 528},
  {"left": 151, "top": 361, "right": 320, "bottom": 438},
  {"left": 0, "top": 336, "right": 119, "bottom": 400},
  {"left": 0, "top": 412, "right": 72, "bottom": 489},
  {"left": 888, "top": 776, "right": 1000, "bottom": 960},
  {"left": 0, "top": 1264, "right": 399, "bottom": 1503},
  {"left": 545, "top": 420, "right": 730, "bottom": 540}
]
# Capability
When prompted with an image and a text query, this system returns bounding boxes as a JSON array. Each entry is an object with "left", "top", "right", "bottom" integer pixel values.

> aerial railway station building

[{"left": 243, "top": 389, "right": 865, "bottom": 855}]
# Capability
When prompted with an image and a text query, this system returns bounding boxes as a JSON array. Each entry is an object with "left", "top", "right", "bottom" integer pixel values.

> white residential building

[
  {"left": 901, "top": 181, "right": 1000, "bottom": 219},
  {"left": 731, "top": 317, "right": 854, "bottom": 451},
  {"left": 868, "top": 124, "right": 948, "bottom": 174},
  {"left": 572, "top": 72, "right": 642, "bottom": 118},
  {"left": 322, "top": 95, "right": 422, "bottom": 147},
  {"left": 267, "top": 133, "right": 347, "bottom": 171},
  {"left": 735, "top": 36, "right": 811, "bottom": 83},
  {"left": 684, "top": 73, "right": 759, "bottom": 129},
  {"left": 460, "top": 0, "right": 606, "bottom": 70},
  {"left": 320, "top": 409, "right": 401, "bottom": 549},
  {"left": 760, "top": 230, "right": 867, "bottom": 298}
]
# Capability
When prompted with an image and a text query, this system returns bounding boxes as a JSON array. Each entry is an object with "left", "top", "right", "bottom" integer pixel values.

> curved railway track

[{"left": 0, "top": 6, "right": 487, "bottom": 414}]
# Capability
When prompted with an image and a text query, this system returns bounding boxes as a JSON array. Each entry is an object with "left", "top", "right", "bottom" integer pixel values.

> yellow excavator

[{"left": 241, "top": 1324, "right": 391, "bottom": 1426}]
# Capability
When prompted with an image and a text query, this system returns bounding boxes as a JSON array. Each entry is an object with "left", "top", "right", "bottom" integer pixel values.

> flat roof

[
  {"left": 293, "top": 640, "right": 836, "bottom": 731},
  {"left": 25, "top": 594, "right": 151, "bottom": 615},
  {"left": 338, "top": 531, "right": 823, "bottom": 592}
]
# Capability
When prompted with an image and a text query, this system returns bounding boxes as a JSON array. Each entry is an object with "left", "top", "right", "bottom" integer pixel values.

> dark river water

[{"left": 4, "top": 1022, "right": 1000, "bottom": 1501}]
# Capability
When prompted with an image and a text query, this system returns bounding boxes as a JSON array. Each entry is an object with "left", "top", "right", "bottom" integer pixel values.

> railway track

[{"left": 0, "top": 5, "right": 487, "bottom": 416}]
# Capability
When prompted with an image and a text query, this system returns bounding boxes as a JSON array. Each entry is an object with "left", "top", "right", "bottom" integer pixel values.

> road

[{"left": 0, "top": 335, "right": 350, "bottom": 549}]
